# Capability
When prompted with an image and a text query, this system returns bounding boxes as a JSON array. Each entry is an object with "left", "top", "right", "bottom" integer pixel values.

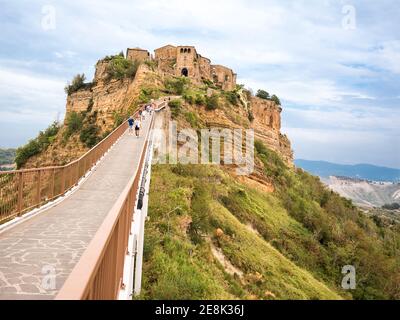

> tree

[
  {"left": 256, "top": 89, "right": 270, "bottom": 100},
  {"left": 64, "top": 73, "right": 86, "bottom": 95},
  {"left": 271, "top": 94, "right": 281, "bottom": 105}
]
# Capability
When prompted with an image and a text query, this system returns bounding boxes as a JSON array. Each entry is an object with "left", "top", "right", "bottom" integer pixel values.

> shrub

[
  {"left": 168, "top": 99, "right": 182, "bottom": 119},
  {"left": 382, "top": 203, "right": 400, "bottom": 210},
  {"left": 164, "top": 77, "right": 190, "bottom": 95},
  {"left": 256, "top": 89, "right": 270, "bottom": 100},
  {"left": 139, "top": 87, "right": 160, "bottom": 104},
  {"left": 113, "top": 111, "right": 125, "bottom": 128},
  {"left": 64, "top": 111, "right": 83, "bottom": 140},
  {"left": 183, "top": 94, "right": 195, "bottom": 105},
  {"left": 248, "top": 110, "right": 254, "bottom": 122},
  {"left": 64, "top": 74, "right": 86, "bottom": 95},
  {"left": 271, "top": 94, "right": 281, "bottom": 105},
  {"left": 224, "top": 91, "right": 238, "bottom": 105},
  {"left": 205, "top": 94, "right": 219, "bottom": 110},
  {"left": 15, "top": 121, "right": 61, "bottom": 168},
  {"left": 80, "top": 124, "right": 101, "bottom": 148},
  {"left": 144, "top": 59, "right": 158, "bottom": 70},
  {"left": 107, "top": 55, "right": 139, "bottom": 80},
  {"left": 15, "top": 140, "right": 41, "bottom": 168},
  {"left": 195, "top": 94, "right": 205, "bottom": 106}
]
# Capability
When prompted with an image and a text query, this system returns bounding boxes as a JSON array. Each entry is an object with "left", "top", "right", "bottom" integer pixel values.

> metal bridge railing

[
  {"left": 55, "top": 99, "right": 167, "bottom": 300},
  {"left": 0, "top": 97, "right": 173, "bottom": 224},
  {"left": 0, "top": 114, "right": 132, "bottom": 224}
]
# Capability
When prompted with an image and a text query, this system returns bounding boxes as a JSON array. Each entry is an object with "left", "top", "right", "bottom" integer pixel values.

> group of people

[{"left": 127, "top": 101, "right": 156, "bottom": 137}]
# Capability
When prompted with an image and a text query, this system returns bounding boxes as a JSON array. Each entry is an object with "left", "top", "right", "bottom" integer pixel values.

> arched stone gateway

[{"left": 181, "top": 68, "right": 188, "bottom": 77}]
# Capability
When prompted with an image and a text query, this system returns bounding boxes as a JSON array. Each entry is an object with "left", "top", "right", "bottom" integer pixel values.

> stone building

[
  {"left": 153, "top": 44, "right": 237, "bottom": 90},
  {"left": 126, "top": 47, "right": 151, "bottom": 63}
]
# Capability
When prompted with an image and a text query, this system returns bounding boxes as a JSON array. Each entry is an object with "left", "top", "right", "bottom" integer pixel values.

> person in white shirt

[{"left": 134, "top": 116, "right": 141, "bottom": 137}]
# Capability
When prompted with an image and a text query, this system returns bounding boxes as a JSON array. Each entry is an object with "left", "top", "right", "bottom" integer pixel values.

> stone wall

[
  {"left": 198, "top": 56, "right": 212, "bottom": 81},
  {"left": 126, "top": 48, "right": 150, "bottom": 63},
  {"left": 211, "top": 65, "right": 236, "bottom": 91},
  {"left": 153, "top": 44, "right": 236, "bottom": 90},
  {"left": 175, "top": 46, "right": 198, "bottom": 79}
]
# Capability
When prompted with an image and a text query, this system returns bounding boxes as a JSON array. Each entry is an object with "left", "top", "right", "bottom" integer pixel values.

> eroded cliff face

[
  {"left": 23, "top": 62, "right": 159, "bottom": 168},
  {"left": 23, "top": 50, "right": 292, "bottom": 168},
  {"left": 249, "top": 97, "right": 293, "bottom": 165},
  {"left": 66, "top": 64, "right": 152, "bottom": 124}
]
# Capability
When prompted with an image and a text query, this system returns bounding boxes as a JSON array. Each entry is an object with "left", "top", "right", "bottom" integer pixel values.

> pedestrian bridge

[{"left": 0, "top": 98, "right": 171, "bottom": 300}]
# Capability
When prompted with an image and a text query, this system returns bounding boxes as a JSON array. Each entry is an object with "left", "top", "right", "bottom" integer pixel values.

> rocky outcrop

[
  {"left": 250, "top": 97, "right": 293, "bottom": 165},
  {"left": 66, "top": 63, "right": 152, "bottom": 127}
]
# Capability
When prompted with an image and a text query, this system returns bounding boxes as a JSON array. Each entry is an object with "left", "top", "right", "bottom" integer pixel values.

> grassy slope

[
  {"left": 140, "top": 84, "right": 400, "bottom": 300},
  {"left": 141, "top": 164, "right": 341, "bottom": 300}
]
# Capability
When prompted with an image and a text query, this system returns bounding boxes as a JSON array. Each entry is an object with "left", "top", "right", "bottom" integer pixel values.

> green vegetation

[
  {"left": 0, "top": 148, "right": 16, "bottom": 165},
  {"left": 382, "top": 203, "right": 400, "bottom": 210},
  {"left": 271, "top": 94, "right": 281, "bottom": 105},
  {"left": 64, "top": 74, "right": 87, "bottom": 95},
  {"left": 195, "top": 94, "right": 205, "bottom": 106},
  {"left": 63, "top": 110, "right": 102, "bottom": 148},
  {"left": 139, "top": 87, "right": 161, "bottom": 104},
  {"left": 182, "top": 93, "right": 195, "bottom": 105},
  {"left": 254, "top": 140, "right": 400, "bottom": 299},
  {"left": 142, "top": 164, "right": 342, "bottom": 300},
  {"left": 184, "top": 111, "right": 200, "bottom": 128},
  {"left": 205, "top": 94, "right": 220, "bottom": 110},
  {"left": 15, "top": 121, "right": 61, "bottom": 168},
  {"left": 168, "top": 99, "right": 182, "bottom": 119},
  {"left": 256, "top": 89, "right": 270, "bottom": 100},
  {"left": 63, "top": 111, "right": 83, "bottom": 141},
  {"left": 113, "top": 111, "right": 125, "bottom": 128},
  {"left": 164, "top": 77, "right": 190, "bottom": 95},
  {"left": 144, "top": 59, "right": 158, "bottom": 70},
  {"left": 142, "top": 137, "right": 400, "bottom": 299},
  {"left": 80, "top": 124, "right": 100, "bottom": 148},
  {"left": 256, "top": 89, "right": 281, "bottom": 105},
  {"left": 224, "top": 91, "right": 239, "bottom": 105},
  {"left": 107, "top": 55, "right": 140, "bottom": 80}
]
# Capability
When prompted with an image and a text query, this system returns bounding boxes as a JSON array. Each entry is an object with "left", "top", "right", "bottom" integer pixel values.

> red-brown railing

[
  {"left": 0, "top": 112, "right": 136, "bottom": 224},
  {"left": 55, "top": 108, "right": 157, "bottom": 300}
]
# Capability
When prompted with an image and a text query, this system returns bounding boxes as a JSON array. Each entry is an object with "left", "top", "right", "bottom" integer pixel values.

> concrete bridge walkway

[{"left": 0, "top": 114, "right": 153, "bottom": 300}]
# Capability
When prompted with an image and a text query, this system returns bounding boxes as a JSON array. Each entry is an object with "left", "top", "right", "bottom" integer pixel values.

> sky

[{"left": 0, "top": 0, "right": 399, "bottom": 168}]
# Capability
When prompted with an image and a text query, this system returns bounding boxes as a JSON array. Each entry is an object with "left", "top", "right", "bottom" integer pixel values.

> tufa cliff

[{"left": 21, "top": 45, "right": 292, "bottom": 169}]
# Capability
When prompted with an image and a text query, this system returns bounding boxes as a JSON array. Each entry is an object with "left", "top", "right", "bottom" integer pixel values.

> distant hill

[
  {"left": 295, "top": 159, "right": 400, "bottom": 182},
  {"left": 321, "top": 176, "right": 400, "bottom": 208},
  {"left": 0, "top": 148, "right": 16, "bottom": 166}
]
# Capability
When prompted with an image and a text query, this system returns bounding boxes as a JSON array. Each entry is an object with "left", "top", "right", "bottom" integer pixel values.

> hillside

[
  {"left": 322, "top": 176, "right": 400, "bottom": 208},
  {"left": 295, "top": 159, "right": 400, "bottom": 182},
  {"left": 0, "top": 148, "right": 15, "bottom": 165},
  {"left": 13, "top": 45, "right": 400, "bottom": 300},
  {"left": 141, "top": 93, "right": 400, "bottom": 300}
]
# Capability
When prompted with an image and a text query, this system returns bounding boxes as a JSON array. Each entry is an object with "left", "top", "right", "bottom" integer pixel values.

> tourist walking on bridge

[
  {"left": 134, "top": 116, "right": 141, "bottom": 137},
  {"left": 128, "top": 116, "right": 134, "bottom": 135}
]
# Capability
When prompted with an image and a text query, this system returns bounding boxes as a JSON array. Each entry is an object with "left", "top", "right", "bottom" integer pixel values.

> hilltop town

[{"left": 20, "top": 45, "right": 292, "bottom": 169}]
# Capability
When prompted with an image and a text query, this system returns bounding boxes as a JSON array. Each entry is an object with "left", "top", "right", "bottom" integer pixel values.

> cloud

[
  {"left": 0, "top": 0, "right": 399, "bottom": 168},
  {"left": 240, "top": 77, "right": 376, "bottom": 106},
  {"left": 0, "top": 66, "right": 65, "bottom": 139}
]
